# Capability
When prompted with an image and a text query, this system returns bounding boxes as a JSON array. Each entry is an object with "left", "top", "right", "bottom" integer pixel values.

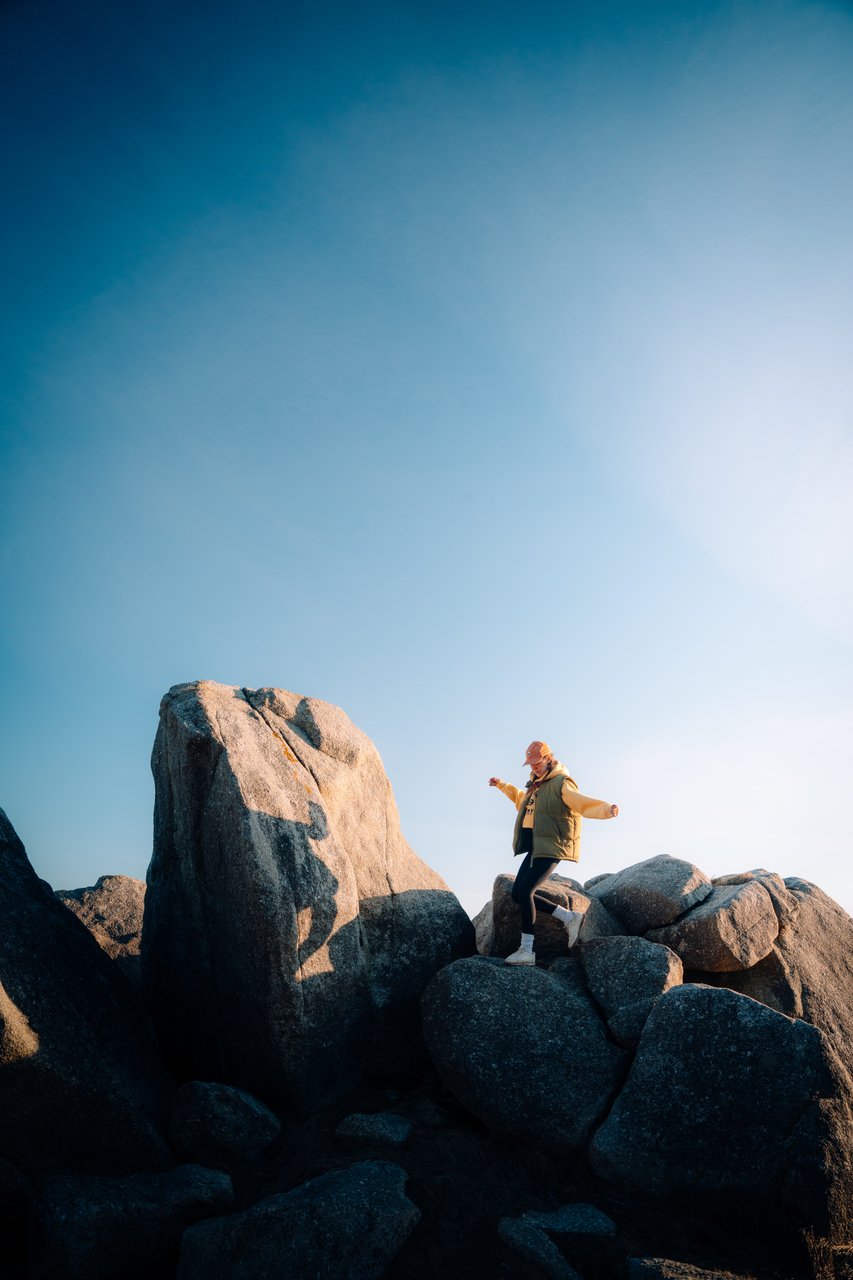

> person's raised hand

[
  {"left": 489, "top": 776, "right": 501, "bottom": 787},
  {"left": 610, "top": 803, "right": 619, "bottom": 817}
]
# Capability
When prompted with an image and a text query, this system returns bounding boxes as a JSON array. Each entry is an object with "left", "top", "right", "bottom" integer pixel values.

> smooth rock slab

[
  {"left": 581, "top": 936, "right": 682, "bottom": 1019},
  {"left": 589, "top": 984, "right": 830, "bottom": 1198},
  {"left": 594, "top": 856, "right": 713, "bottom": 933},
  {"left": 29, "top": 1164, "right": 234, "bottom": 1280},
  {"left": 646, "top": 881, "right": 779, "bottom": 972},
  {"left": 169, "top": 1081, "right": 281, "bottom": 1164},
  {"left": 177, "top": 1160, "right": 419, "bottom": 1280},
  {"left": 422, "top": 957, "right": 626, "bottom": 1152},
  {"left": 143, "top": 681, "right": 473, "bottom": 1114}
]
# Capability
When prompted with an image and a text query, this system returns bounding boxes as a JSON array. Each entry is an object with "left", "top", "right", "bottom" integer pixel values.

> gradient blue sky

[{"left": 2, "top": 0, "right": 852, "bottom": 918}]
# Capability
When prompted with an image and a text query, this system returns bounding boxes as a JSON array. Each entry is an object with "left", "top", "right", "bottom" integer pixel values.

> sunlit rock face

[
  {"left": 142, "top": 681, "right": 473, "bottom": 1114},
  {"left": 57, "top": 874, "right": 146, "bottom": 989},
  {"left": 0, "top": 808, "right": 172, "bottom": 1178}
]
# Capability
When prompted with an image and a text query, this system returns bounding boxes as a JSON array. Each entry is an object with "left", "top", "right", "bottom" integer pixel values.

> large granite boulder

[
  {"left": 29, "top": 1164, "right": 233, "bottom": 1280},
  {"left": 421, "top": 956, "right": 626, "bottom": 1151},
  {"left": 0, "top": 808, "right": 173, "bottom": 1178},
  {"left": 143, "top": 681, "right": 474, "bottom": 1113},
  {"left": 646, "top": 881, "right": 779, "bottom": 972},
  {"left": 177, "top": 1160, "right": 419, "bottom": 1280},
  {"left": 593, "top": 856, "right": 713, "bottom": 932},
  {"left": 474, "top": 872, "right": 624, "bottom": 962},
  {"left": 57, "top": 875, "right": 146, "bottom": 989},
  {"left": 588, "top": 984, "right": 850, "bottom": 1240}
]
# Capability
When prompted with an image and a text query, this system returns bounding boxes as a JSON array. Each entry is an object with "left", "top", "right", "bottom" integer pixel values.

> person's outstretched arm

[
  {"left": 561, "top": 780, "right": 619, "bottom": 819},
  {"left": 489, "top": 777, "right": 526, "bottom": 810}
]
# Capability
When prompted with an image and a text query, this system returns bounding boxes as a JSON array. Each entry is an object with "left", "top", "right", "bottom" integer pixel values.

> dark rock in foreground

[
  {"left": 29, "top": 1164, "right": 233, "bottom": 1280},
  {"left": 0, "top": 808, "right": 173, "bottom": 1179},
  {"left": 144, "top": 681, "right": 474, "bottom": 1114},
  {"left": 177, "top": 1160, "right": 419, "bottom": 1280},
  {"left": 168, "top": 1081, "right": 282, "bottom": 1164}
]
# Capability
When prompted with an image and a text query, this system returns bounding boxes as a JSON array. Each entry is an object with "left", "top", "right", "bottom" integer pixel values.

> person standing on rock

[{"left": 489, "top": 741, "right": 618, "bottom": 966}]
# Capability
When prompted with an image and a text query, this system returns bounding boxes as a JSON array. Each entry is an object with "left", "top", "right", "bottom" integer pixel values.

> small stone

[{"left": 335, "top": 1112, "right": 412, "bottom": 1146}]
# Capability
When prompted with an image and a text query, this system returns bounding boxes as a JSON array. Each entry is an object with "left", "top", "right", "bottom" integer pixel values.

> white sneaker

[
  {"left": 564, "top": 910, "right": 584, "bottom": 949},
  {"left": 504, "top": 946, "right": 536, "bottom": 966}
]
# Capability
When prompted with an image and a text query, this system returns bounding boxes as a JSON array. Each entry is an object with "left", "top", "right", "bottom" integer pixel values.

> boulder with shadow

[
  {"left": 0, "top": 807, "right": 173, "bottom": 1179},
  {"left": 143, "top": 681, "right": 474, "bottom": 1114}
]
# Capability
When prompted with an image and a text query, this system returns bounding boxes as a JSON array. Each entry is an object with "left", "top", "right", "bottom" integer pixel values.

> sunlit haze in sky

[{"left": 2, "top": 0, "right": 852, "bottom": 919}]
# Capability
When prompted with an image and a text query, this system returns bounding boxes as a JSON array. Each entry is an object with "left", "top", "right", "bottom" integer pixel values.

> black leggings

[{"left": 511, "top": 847, "right": 560, "bottom": 933}]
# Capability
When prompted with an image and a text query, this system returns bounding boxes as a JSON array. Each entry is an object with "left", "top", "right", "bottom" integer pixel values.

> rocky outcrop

[
  {"left": 423, "top": 859, "right": 853, "bottom": 1255},
  {"left": 0, "top": 808, "right": 173, "bottom": 1179},
  {"left": 29, "top": 1165, "right": 233, "bottom": 1280},
  {"left": 591, "top": 855, "right": 713, "bottom": 932},
  {"left": 421, "top": 956, "right": 627, "bottom": 1151},
  {"left": 177, "top": 1160, "right": 419, "bottom": 1280},
  {"left": 57, "top": 875, "right": 146, "bottom": 989},
  {"left": 646, "top": 880, "right": 779, "bottom": 971},
  {"left": 168, "top": 1082, "right": 282, "bottom": 1165},
  {"left": 143, "top": 681, "right": 474, "bottom": 1114}
]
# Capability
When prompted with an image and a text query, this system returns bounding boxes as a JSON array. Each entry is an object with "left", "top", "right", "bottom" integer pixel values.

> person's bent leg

[
  {"left": 505, "top": 855, "right": 559, "bottom": 965},
  {"left": 533, "top": 890, "right": 585, "bottom": 949}
]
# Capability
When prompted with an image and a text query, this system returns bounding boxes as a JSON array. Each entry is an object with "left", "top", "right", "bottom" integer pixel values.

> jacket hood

[{"left": 531, "top": 759, "right": 578, "bottom": 789}]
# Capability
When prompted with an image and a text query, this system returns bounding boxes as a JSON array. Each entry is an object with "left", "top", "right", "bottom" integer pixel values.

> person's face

[{"left": 525, "top": 745, "right": 550, "bottom": 776}]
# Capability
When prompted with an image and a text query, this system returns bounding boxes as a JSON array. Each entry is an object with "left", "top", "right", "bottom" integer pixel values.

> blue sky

[{"left": 2, "top": 0, "right": 851, "bottom": 918}]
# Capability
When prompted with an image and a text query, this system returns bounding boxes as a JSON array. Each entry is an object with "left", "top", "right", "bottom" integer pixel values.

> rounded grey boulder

[
  {"left": 589, "top": 984, "right": 831, "bottom": 1197},
  {"left": 421, "top": 956, "right": 626, "bottom": 1151},
  {"left": 594, "top": 855, "right": 713, "bottom": 932}
]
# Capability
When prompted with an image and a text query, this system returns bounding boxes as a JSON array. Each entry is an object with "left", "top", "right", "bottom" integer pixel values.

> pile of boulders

[
  {"left": 2, "top": 679, "right": 853, "bottom": 1279},
  {"left": 427, "top": 853, "right": 853, "bottom": 1262}
]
